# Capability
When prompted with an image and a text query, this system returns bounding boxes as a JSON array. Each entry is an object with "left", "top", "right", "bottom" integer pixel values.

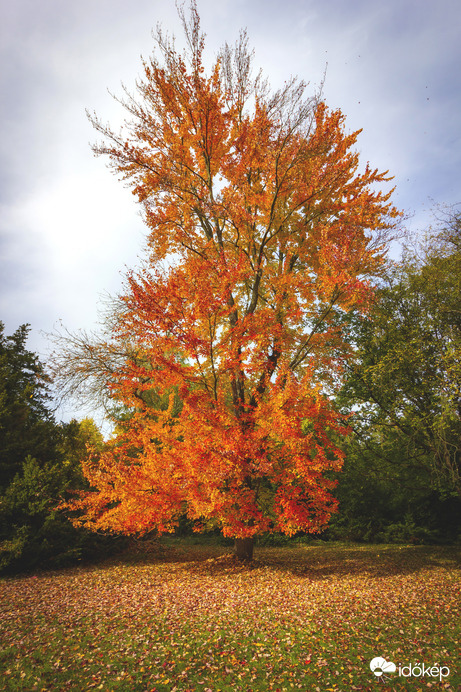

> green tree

[
  {"left": 0, "top": 417, "right": 113, "bottom": 573},
  {"left": 329, "top": 428, "right": 460, "bottom": 543},
  {"left": 336, "top": 211, "right": 461, "bottom": 542},
  {"left": 0, "top": 323, "right": 121, "bottom": 572},
  {"left": 0, "top": 323, "right": 57, "bottom": 488}
]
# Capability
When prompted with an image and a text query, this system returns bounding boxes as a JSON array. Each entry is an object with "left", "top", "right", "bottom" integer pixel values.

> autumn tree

[{"left": 64, "top": 3, "right": 400, "bottom": 560}]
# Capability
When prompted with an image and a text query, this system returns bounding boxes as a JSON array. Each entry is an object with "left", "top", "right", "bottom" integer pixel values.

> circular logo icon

[{"left": 370, "top": 657, "right": 396, "bottom": 677}]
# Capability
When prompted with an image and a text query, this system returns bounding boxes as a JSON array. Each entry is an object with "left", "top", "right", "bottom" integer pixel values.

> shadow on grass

[
  {"left": 111, "top": 538, "right": 461, "bottom": 581},
  {"left": 255, "top": 543, "right": 461, "bottom": 580}
]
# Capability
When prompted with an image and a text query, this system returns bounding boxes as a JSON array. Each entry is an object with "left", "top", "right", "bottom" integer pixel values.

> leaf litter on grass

[{"left": 0, "top": 543, "right": 460, "bottom": 691}]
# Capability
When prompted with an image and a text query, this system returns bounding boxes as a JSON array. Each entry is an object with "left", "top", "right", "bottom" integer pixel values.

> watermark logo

[
  {"left": 370, "top": 656, "right": 450, "bottom": 683},
  {"left": 370, "top": 657, "right": 396, "bottom": 680}
]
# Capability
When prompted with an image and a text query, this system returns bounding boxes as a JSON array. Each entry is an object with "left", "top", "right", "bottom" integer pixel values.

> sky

[{"left": 1, "top": 0, "right": 460, "bottom": 422}]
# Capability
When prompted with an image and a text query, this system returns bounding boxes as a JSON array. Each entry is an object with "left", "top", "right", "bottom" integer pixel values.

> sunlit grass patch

[{"left": 1, "top": 542, "right": 460, "bottom": 690}]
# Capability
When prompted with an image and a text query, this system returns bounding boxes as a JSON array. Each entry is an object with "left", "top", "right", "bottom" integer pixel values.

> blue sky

[{"left": 1, "top": 0, "right": 460, "bottom": 420}]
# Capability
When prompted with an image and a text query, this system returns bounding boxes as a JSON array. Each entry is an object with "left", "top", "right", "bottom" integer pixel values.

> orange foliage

[{"left": 69, "top": 5, "right": 400, "bottom": 540}]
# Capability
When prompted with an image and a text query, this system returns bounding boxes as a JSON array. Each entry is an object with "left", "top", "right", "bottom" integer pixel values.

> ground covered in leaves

[{"left": 0, "top": 541, "right": 460, "bottom": 691}]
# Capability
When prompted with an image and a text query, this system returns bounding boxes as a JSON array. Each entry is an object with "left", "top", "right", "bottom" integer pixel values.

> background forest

[{"left": 1, "top": 211, "right": 460, "bottom": 574}]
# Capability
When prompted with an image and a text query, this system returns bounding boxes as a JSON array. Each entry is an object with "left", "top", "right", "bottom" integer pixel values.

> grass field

[{"left": 0, "top": 540, "right": 460, "bottom": 691}]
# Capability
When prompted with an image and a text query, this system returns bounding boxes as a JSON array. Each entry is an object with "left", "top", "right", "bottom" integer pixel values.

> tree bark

[{"left": 234, "top": 536, "right": 254, "bottom": 561}]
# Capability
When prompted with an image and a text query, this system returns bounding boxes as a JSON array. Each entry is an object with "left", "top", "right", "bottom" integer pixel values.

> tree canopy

[
  {"left": 0, "top": 322, "right": 119, "bottom": 573},
  {"left": 340, "top": 210, "right": 461, "bottom": 499},
  {"left": 0, "top": 322, "right": 55, "bottom": 488}
]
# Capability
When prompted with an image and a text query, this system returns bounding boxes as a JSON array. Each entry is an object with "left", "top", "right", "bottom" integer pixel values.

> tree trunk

[{"left": 234, "top": 536, "right": 254, "bottom": 562}]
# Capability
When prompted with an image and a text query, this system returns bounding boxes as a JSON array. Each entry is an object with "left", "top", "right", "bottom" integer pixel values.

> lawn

[{"left": 0, "top": 541, "right": 459, "bottom": 691}]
